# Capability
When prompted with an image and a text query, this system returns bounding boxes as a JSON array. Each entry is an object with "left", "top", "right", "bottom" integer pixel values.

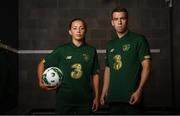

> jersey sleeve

[
  {"left": 137, "top": 36, "right": 152, "bottom": 62},
  {"left": 43, "top": 48, "right": 60, "bottom": 69},
  {"left": 91, "top": 49, "right": 100, "bottom": 75}
]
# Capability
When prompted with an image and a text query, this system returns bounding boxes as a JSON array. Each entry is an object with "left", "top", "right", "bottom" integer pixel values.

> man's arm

[
  {"left": 92, "top": 74, "right": 100, "bottom": 112},
  {"left": 137, "top": 59, "right": 152, "bottom": 93},
  {"left": 129, "top": 59, "right": 152, "bottom": 105},
  {"left": 100, "top": 67, "right": 110, "bottom": 105}
]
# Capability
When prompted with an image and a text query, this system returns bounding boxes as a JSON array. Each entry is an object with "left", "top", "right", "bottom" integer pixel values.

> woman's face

[{"left": 69, "top": 20, "right": 86, "bottom": 41}]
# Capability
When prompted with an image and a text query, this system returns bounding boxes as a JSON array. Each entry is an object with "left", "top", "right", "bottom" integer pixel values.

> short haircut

[
  {"left": 111, "top": 7, "right": 128, "bottom": 19},
  {"left": 68, "top": 18, "right": 87, "bottom": 31}
]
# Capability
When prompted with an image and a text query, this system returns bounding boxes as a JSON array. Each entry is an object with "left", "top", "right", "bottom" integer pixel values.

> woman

[{"left": 37, "top": 18, "right": 100, "bottom": 114}]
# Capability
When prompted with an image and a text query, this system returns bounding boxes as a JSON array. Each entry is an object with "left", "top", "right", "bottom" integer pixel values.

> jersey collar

[
  {"left": 117, "top": 30, "right": 129, "bottom": 39},
  {"left": 70, "top": 42, "right": 86, "bottom": 49},
  {"left": 116, "top": 30, "right": 130, "bottom": 41}
]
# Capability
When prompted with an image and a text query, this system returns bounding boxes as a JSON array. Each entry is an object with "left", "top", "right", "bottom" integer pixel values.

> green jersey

[
  {"left": 43, "top": 42, "right": 100, "bottom": 105},
  {"left": 106, "top": 31, "right": 151, "bottom": 103}
]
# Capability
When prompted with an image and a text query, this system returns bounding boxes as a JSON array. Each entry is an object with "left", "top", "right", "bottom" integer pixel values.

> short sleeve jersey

[
  {"left": 43, "top": 42, "right": 100, "bottom": 105},
  {"left": 106, "top": 31, "right": 151, "bottom": 103}
]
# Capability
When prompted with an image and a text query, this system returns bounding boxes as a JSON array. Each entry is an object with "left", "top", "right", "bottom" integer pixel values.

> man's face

[
  {"left": 69, "top": 20, "right": 86, "bottom": 41},
  {"left": 111, "top": 12, "right": 128, "bottom": 34}
]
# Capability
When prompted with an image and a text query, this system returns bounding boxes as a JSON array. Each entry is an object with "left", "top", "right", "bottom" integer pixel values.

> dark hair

[
  {"left": 111, "top": 7, "right": 128, "bottom": 19},
  {"left": 68, "top": 18, "right": 87, "bottom": 31}
]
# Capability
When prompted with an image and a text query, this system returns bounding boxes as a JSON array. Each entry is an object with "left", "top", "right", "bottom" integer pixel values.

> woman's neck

[{"left": 72, "top": 39, "right": 84, "bottom": 47}]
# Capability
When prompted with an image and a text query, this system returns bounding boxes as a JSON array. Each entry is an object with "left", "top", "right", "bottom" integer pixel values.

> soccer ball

[{"left": 42, "top": 67, "right": 63, "bottom": 86}]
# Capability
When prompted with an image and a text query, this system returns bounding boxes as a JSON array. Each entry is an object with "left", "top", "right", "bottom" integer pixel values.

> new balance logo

[{"left": 66, "top": 56, "right": 72, "bottom": 59}]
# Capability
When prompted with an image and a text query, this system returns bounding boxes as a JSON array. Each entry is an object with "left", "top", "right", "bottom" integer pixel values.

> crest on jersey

[
  {"left": 83, "top": 54, "right": 89, "bottom": 62},
  {"left": 122, "top": 44, "right": 130, "bottom": 52}
]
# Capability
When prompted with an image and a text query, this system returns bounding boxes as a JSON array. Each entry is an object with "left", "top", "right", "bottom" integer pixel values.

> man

[
  {"left": 37, "top": 18, "right": 100, "bottom": 114},
  {"left": 100, "top": 7, "right": 152, "bottom": 114}
]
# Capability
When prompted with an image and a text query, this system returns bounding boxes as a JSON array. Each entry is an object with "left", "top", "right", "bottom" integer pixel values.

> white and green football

[{"left": 42, "top": 67, "right": 63, "bottom": 87}]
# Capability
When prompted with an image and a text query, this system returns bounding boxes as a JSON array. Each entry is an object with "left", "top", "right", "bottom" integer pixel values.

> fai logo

[
  {"left": 122, "top": 44, "right": 130, "bottom": 52},
  {"left": 83, "top": 54, "right": 89, "bottom": 62}
]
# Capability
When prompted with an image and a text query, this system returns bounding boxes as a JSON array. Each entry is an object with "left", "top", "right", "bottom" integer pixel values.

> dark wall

[
  {"left": 0, "top": 1, "right": 18, "bottom": 49},
  {"left": 173, "top": 0, "right": 180, "bottom": 114},
  {"left": 18, "top": 0, "right": 180, "bottom": 114},
  {"left": 0, "top": 49, "right": 18, "bottom": 114},
  {"left": 0, "top": 1, "right": 18, "bottom": 114}
]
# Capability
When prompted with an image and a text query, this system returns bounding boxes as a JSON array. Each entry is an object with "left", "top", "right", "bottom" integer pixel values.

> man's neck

[{"left": 117, "top": 30, "right": 128, "bottom": 39}]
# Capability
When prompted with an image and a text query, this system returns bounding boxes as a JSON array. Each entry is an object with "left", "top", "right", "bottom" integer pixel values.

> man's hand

[
  {"left": 100, "top": 92, "right": 107, "bottom": 106},
  {"left": 129, "top": 90, "right": 142, "bottom": 105}
]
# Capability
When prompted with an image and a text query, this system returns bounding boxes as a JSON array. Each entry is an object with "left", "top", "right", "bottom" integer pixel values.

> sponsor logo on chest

[{"left": 66, "top": 56, "right": 72, "bottom": 60}]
